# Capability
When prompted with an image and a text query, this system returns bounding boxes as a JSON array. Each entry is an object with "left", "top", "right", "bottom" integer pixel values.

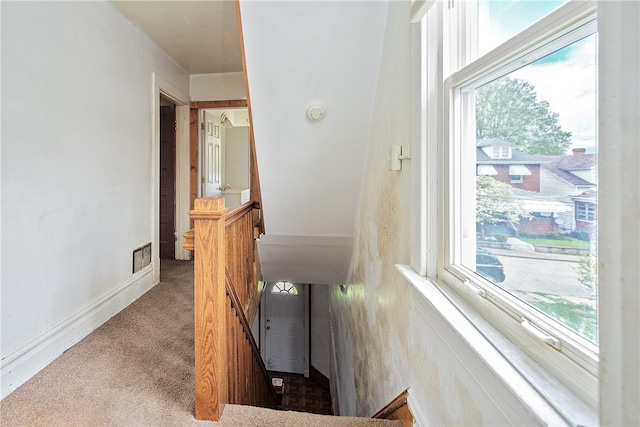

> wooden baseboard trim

[
  {"left": 372, "top": 389, "right": 413, "bottom": 427},
  {"left": 310, "top": 365, "right": 330, "bottom": 390}
]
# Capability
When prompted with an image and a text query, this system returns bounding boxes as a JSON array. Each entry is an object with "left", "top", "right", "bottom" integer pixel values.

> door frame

[
  {"left": 260, "top": 282, "right": 310, "bottom": 377},
  {"left": 190, "top": 100, "right": 247, "bottom": 201},
  {"left": 152, "top": 73, "right": 191, "bottom": 284}
]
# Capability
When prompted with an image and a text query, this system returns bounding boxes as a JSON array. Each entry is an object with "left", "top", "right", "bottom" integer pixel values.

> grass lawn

[
  {"left": 529, "top": 293, "right": 598, "bottom": 342},
  {"left": 519, "top": 237, "right": 592, "bottom": 249}
]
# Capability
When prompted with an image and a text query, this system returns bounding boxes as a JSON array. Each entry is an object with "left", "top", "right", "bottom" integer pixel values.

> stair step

[{"left": 221, "top": 404, "right": 402, "bottom": 427}]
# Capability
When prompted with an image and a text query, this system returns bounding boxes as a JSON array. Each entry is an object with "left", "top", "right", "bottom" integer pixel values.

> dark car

[{"left": 476, "top": 249, "right": 505, "bottom": 283}]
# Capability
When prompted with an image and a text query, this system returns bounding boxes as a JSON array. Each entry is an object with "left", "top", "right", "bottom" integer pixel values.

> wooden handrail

[
  {"left": 225, "top": 270, "right": 279, "bottom": 405},
  {"left": 185, "top": 196, "right": 274, "bottom": 421}
]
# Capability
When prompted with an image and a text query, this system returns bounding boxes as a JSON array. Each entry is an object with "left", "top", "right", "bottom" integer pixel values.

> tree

[
  {"left": 476, "top": 176, "right": 530, "bottom": 238},
  {"left": 476, "top": 76, "right": 572, "bottom": 155}
]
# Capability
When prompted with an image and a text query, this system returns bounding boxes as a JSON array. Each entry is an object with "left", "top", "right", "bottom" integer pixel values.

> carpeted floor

[{"left": 0, "top": 260, "right": 399, "bottom": 427}]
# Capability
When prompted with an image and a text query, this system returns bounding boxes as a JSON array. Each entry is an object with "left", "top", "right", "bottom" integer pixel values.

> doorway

[
  {"left": 159, "top": 100, "right": 176, "bottom": 259},
  {"left": 198, "top": 107, "right": 251, "bottom": 198},
  {"left": 261, "top": 282, "right": 309, "bottom": 376}
]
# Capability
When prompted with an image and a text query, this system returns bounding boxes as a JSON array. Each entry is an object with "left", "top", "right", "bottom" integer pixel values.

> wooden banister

[
  {"left": 225, "top": 270, "right": 278, "bottom": 406},
  {"left": 188, "top": 197, "right": 229, "bottom": 421},
  {"left": 186, "top": 196, "right": 275, "bottom": 421}
]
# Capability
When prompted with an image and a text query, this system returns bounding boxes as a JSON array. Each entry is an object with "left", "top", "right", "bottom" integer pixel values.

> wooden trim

[
  {"left": 310, "top": 365, "right": 330, "bottom": 390},
  {"left": 225, "top": 270, "right": 279, "bottom": 403},
  {"left": 189, "top": 108, "right": 199, "bottom": 228},
  {"left": 236, "top": 0, "right": 264, "bottom": 235},
  {"left": 190, "top": 99, "right": 248, "bottom": 109},
  {"left": 191, "top": 197, "right": 229, "bottom": 421},
  {"left": 372, "top": 389, "right": 413, "bottom": 427}
]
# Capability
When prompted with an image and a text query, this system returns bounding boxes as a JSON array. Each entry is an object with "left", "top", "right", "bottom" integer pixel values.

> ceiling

[{"left": 110, "top": 1, "right": 243, "bottom": 74}]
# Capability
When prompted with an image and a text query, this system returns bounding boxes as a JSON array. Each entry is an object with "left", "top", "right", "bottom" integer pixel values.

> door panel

[
  {"left": 159, "top": 105, "right": 176, "bottom": 260},
  {"left": 202, "top": 111, "right": 222, "bottom": 197},
  {"left": 265, "top": 283, "right": 305, "bottom": 374}
]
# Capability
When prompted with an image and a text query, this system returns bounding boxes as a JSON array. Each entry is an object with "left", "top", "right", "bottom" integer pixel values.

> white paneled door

[
  {"left": 202, "top": 110, "right": 222, "bottom": 197},
  {"left": 264, "top": 282, "right": 306, "bottom": 374}
]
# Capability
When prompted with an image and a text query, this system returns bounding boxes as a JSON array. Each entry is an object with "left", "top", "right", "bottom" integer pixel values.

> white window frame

[
  {"left": 491, "top": 146, "right": 511, "bottom": 159},
  {"left": 410, "top": 0, "right": 600, "bottom": 417},
  {"left": 576, "top": 201, "right": 596, "bottom": 221},
  {"left": 509, "top": 174, "right": 524, "bottom": 184}
]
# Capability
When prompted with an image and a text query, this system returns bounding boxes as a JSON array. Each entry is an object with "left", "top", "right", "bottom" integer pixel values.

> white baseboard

[{"left": 1, "top": 266, "right": 155, "bottom": 399}]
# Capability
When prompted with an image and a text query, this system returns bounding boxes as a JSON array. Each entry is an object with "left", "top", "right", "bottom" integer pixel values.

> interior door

[
  {"left": 264, "top": 282, "right": 306, "bottom": 374},
  {"left": 159, "top": 105, "right": 176, "bottom": 259},
  {"left": 202, "top": 110, "right": 222, "bottom": 197}
]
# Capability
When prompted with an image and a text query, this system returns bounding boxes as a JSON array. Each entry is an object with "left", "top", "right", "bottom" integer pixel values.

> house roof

[
  {"left": 476, "top": 138, "right": 514, "bottom": 148},
  {"left": 476, "top": 147, "right": 544, "bottom": 164},
  {"left": 541, "top": 154, "right": 597, "bottom": 186}
]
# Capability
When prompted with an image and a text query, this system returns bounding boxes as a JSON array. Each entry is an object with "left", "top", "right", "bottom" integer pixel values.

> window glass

[
  {"left": 271, "top": 281, "right": 299, "bottom": 295},
  {"left": 478, "top": 0, "right": 568, "bottom": 56},
  {"left": 466, "top": 33, "right": 598, "bottom": 342}
]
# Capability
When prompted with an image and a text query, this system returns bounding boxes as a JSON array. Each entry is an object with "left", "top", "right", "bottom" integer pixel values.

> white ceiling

[{"left": 110, "top": 1, "right": 243, "bottom": 74}]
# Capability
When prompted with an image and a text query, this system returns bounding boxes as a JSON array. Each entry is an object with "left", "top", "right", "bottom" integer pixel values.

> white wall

[
  {"left": 330, "top": 1, "right": 639, "bottom": 426},
  {"left": 1, "top": 1, "right": 189, "bottom": 398},
  {"left": 330, "top": 1, "right": 562, "bottom": 424},
  {"left": 223, "top": 126, "right": 250, "bottom": 190},
  {"left": 190, "top": 72, "right": 246, "bottom": 101},
  {"left": 310, "top": 285, "right": 330, "bottom": 378}
]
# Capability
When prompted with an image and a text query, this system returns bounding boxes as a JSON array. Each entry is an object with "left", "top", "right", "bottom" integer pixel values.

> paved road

[{"left": 486, "top": 249, "right": 595, "bottom": 301}]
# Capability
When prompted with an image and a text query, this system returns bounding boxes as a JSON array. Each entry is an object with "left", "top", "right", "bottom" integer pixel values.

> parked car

[{"left": 476, "top": 249, "right": 505, "bottom": 283}]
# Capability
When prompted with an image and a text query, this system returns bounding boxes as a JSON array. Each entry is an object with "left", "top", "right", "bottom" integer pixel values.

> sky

[{"left": 479, "top": 0, "right": 598, "bottom": 153}]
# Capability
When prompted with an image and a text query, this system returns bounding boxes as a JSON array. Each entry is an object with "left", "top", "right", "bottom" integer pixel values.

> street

[{"left": 486, "top": 248, "right": 595, "bottom": 302}]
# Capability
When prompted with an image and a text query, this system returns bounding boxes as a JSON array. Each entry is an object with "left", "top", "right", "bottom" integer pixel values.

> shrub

[
  {"left": 495, "top": 233, "right": 508, "bottom": 243},
  {"left": 546, "top": 232, "right": 560, "bottom": 240}
]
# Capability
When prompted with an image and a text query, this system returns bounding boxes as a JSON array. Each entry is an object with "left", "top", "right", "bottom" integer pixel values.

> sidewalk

[{"left": 487, "top": 247, "right": 581, "bottom": 263}]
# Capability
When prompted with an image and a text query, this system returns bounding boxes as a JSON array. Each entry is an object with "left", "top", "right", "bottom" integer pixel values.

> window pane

[
  {"left": 469, "top": 33, "right": 598, "bottom": 342},
  {"left": 478, "top": 0, "right": 569, "bottom": 56}
]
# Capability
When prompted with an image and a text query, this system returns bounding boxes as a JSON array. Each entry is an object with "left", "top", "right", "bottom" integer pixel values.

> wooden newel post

[{"left": 188, "top": 197, "right": 230, "bottom": 420}]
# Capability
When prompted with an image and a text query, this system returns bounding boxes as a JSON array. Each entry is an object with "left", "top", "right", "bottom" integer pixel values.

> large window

[{"left": 437, "top": 0, "right": 598, "bottom": 407}]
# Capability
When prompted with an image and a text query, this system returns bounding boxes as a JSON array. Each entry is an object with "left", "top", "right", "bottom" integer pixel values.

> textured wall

[
  {"left": 329, "top": 0, "right": 413, "bottom": 417},
  {"left": 328, "top": 2, "right": 551, "bottom": 424}
]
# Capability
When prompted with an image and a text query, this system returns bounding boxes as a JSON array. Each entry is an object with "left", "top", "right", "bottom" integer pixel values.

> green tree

[
  {"left": 476, "top": 176, "right": 530, "bottom": 238},
  {"left": 476, "top": 76, "right": 572, "bottom": 155}
]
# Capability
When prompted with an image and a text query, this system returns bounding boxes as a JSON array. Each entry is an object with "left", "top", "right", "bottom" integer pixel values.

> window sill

[{"left": 396, "top": 264, "right": 598, "bottom": 426}]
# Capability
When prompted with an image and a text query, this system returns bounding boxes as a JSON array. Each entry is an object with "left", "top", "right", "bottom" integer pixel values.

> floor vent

[{"left": 132, "top": 243, "right": 152, "bottom": 273}]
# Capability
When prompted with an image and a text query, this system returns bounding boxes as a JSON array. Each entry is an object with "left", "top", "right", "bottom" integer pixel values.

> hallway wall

[
  {"left": 1, "top": 1, "right": 189, "bottom": 398},
  {"left": 329, "top": 2, "right": 552, "bottom": 424}
]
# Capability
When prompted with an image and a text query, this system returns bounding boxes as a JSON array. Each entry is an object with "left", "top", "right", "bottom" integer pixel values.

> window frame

[
  {"left": 576, "top": 201, "right": 596, "bottom": 222},
  {"left": 421, "top": 0, "right": 599, "bottom": 409}
]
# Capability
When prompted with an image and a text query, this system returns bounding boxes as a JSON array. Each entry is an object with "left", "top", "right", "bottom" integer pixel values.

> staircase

[
  {"left": 184, "top": 198, "right": 412, "bottom": 427},
  {"left": 218, "top": 404, "right": 402, "bottom": 426}
]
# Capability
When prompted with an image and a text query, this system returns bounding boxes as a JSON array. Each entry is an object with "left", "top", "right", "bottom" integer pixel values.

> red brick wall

[
  {"left": 516, "top": 216, "right": 555, "bottom": 235},
  {"left": 492, "top": 164, "right": 541, "bottom": 192}
]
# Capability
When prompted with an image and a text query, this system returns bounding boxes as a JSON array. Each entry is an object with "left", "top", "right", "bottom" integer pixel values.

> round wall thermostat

[{"left": 306, "top": 104, "right": 325, "bottom": 122}]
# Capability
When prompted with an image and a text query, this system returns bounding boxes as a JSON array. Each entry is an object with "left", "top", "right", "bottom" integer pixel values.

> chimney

[{"left": 572, "top": 148, "right": 586, "bottom": 155}]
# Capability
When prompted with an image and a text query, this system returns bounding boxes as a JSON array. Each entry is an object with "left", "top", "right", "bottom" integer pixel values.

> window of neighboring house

[
  {"left": 509, "top": 174, "right": 524, "bottom": 184},
  {"left": 491, "top": 146, "right": 511, "bottom": 158},
  {"left": 576, "top": 201, "right": 596, "bottom": 221},
  {"left": 436, "top": 0, "right": 598, "bottom": 407}
]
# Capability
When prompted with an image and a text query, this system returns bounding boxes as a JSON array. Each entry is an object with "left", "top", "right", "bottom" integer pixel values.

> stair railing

[{"left": 184, "top": 198, "right": 276, "bottom": 421}]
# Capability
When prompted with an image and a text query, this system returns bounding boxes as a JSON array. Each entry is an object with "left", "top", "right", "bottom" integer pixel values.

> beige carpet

[{"left": 0, "top": 260, "right": 399, "bottom": 427}]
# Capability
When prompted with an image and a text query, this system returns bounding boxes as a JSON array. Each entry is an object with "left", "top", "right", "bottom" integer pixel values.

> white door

[
  {"left": 202, "top": 110, "right": 222, "bottom": 197},
  {"left": 264, "top": 282, "right": 306, "bottom": 374}
]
